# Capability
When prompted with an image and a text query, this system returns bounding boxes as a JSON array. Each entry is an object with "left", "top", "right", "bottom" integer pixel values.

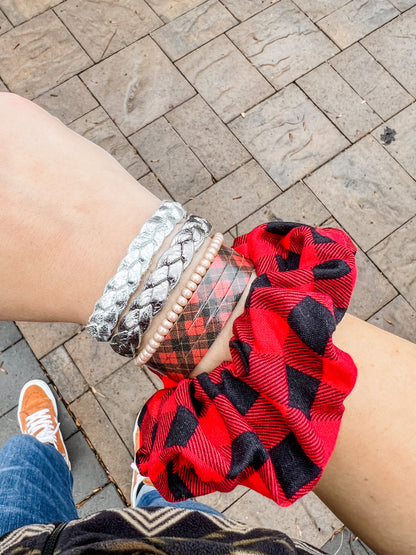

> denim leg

[
  {"left": 135, "top": 483, "right": 223, "bottom": 517},
  {"left": 0, "top": 435, "right": 78, "bottom": 536}
]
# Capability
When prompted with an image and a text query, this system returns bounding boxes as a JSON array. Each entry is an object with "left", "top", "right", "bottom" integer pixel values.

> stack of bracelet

[
  {"left": 87, "top": 199, "right": 254, "bottom": 377},
  {"left": 87, "top": 200, "right": 212, "bottom": 358},
  {"left": 135, "top": 232, "right": 224, "bottom": 366}
]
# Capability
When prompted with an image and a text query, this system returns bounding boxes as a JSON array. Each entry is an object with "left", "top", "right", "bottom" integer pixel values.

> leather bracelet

[
  {"left": 87, "top": 200, "right": 186, "bottom": 341},
  {"left": 111, "top": 214, "right": 212, "bottom": 357},
  {"left": 146, "top": 244, "right": 254, "bottom": 379},
  {"left": 135, "top": 233, "right": 224, "bottom": 366}
]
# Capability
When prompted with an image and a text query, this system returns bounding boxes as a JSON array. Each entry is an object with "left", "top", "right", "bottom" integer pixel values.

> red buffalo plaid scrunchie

[{"left": 136, "top": 221, "right": 358, "bottom": 506}]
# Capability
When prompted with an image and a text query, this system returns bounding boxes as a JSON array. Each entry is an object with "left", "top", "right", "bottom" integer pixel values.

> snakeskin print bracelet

[
  {"left": 87, "top": 200, "right": 186, "bottom": 341},
  {"left": 111, "top": 214, "right": 212, "bottom": 357},
  {"left": 135, "top": 233, "right": 224, "bottom": 366}
]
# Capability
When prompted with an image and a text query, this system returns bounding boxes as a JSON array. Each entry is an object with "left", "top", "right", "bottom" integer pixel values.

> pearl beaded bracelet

[{"left": 134, "top": 232, "right": 224, "bottom": 366}]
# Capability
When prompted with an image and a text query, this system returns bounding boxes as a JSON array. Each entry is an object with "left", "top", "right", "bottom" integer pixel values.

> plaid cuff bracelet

[{"left": 147, "top": 244, "right": 254, "bottom": 380}]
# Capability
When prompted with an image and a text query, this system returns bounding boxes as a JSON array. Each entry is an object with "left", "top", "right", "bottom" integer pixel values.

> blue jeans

[{"left": 0, "top": 435, "right": 221, "bottom": 538}]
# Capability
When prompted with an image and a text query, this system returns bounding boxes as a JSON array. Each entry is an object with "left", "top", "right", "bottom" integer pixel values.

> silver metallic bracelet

[
  {"left": 87, "top": 200, "right": 186, "bottom": 342},
  {"left": 111, "top": 214, "right": 212, "bottom": 357}
]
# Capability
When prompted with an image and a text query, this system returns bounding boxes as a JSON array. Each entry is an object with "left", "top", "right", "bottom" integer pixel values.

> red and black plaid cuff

[
  {"left": 147, "top": 245, "right": 254, "bottom": 379},
  {"left": 137, "top": 221, "right": 358, "bottom": 506}
]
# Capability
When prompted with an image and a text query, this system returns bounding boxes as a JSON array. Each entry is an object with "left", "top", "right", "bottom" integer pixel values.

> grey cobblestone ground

[{"left": 1, "top": 1, "right": 415, "bottom": 552}]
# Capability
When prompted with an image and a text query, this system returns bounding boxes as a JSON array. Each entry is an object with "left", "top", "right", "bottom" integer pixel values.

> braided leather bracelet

[
  {"left": 135, "top": 233, "right": 224, "bottom": 366},
  {"left": 87, "top": 201, "right": 186, "bottom": 341},
  {"left": 111, "top": 214, "right": 212, "bottom": 357}
]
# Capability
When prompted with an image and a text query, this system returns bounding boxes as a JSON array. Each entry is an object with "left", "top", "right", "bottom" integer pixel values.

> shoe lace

[{"left": 25, "top": 408, "right": 60, "bottom": 448}]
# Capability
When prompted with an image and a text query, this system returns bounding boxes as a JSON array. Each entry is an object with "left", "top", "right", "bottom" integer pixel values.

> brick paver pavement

[{"left": 1, "top": 1, "right": 416, "bottom": 552}]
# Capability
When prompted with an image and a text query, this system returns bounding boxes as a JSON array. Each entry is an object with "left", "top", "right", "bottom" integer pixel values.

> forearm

[
  {"left": 315, "top": 315, "right": 416, "bottom": 555},
  {"left": 0, "top": 93, "right": 159, "bottom": 324}
]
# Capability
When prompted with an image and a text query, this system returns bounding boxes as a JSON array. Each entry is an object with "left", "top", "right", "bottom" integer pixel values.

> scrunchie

[{"left": 136, "top": 221, "right": 357, "bottom": 506}]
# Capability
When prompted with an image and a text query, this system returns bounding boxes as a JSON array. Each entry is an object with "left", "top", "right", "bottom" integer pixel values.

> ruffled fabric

[{"left": 136, "top": 222, "right": 357, "bottom": 506}]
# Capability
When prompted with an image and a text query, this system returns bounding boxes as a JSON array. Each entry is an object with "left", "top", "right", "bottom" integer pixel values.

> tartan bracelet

[{"left": 146, "top": 244, "right": 254, "bottom": 380}]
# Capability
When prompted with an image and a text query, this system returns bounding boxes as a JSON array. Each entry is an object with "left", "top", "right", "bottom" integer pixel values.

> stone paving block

[
  {"left": 0, "top": 321, "right": 21, "bottom": 351},
  {"left": 196, "top": 486, "right": 247, "bottom": 513},
  {"left": 78, "top": 483, "right": 125, "bottom": 517},
  {"left": 143, "top": 366, "right": 164, "bottom": 390},
  {"left": 65, "top": 330, "right": 126, "bottom": 386},
  {"left": 220, "top": 0, "right": 279, "bottom": 21},
  {"left": 231, "top": 181, "right": 330, "bottom": 237},
  {"left": 372, "top": 103, "right": 416, "bottom": 180},
  {"left": 227, "top": 0, "right": 338, "bottom": 91},
  {"left": 145, "top": 0, "right": 206, "bottom": 22},
  {"left": 130, "top": 117, "right": 212, "bottom": 203},
  {"left": 176, "top": 34, "right": 274, "bottom": 122},
  {"left": 323, "top": 527, "right": 376, "bottom": 554},
  {"left": 301, "top": 492, "right": 343, "bottom": 543},
  {"left": 291, "top": 0, "right": 350, "bottom": 21},
  {"left": 0, "top": 9, "right": 12, "bottom": 35},
  {"left": 41, "top": 346, "right": 88, "bottom": 403},
  {"left": 361, "top": 8, "right": 416, "bottom": 96},
  {"left": 139, "top": 172, "right": 173, "bottom": 200},
  {"left": 230, "top": 85, "right": 348, "bottom": 190},
  {"left": 0, "top": 79, "right": 8, "bottom": 91},
  {"left": 56, "top": 0, "right": 162, "bottom": 63},
  {"left": 184, "top": 160, "right": 279, "bottom": 233},
  {"left": 70, "top": 391, "right": 132, "bottom": 499},
  {"left": 297, "top": 63, "right": 381, "bottom": 142},
  {"left": 368, "top": 295, "right": 416, "bottom": 342},
  {"left": 330, "top": 44, "right": 413, "bottom": 121},
  {"left": 318, "top": 0, "right": 399, "bottom": 49},
  {"left": 166, "top": 95, "right": 250, "bottom": 180},
  {"left": 389, "top": 0, "right": 416, "bottom": 9},
  {"left": 368, "top": 216, "right": 416, "bottom": 310},
  {"left": 34, "top": 77, "right": 99, "bottom": 125},
  {"left": 0, "top": 11, "right": 92, "bottom": 99},
  {"left": 94, "top": 361, "right": 157, "bottom": 455},
  {"left": 152, "top": 0, "right": 237, "bottom": 61},
  {"left": 305, "top": 136, "right": 416, "bottom": 251},
  {"left": 16, "top": 321, "right": 81, "bottom": 359},
  {"left": 66, "top": 430, "right": 108, "bottom": 505},
  {"left": 0, "top": 0, "right": 61, "bottom": 25},
  {"left": 223, "top": 490, "right": 341, "bottom": 547},
  {"left": 0, "top": 340, "right": 47, "bottom": 416},
  {"left": 51, "top": 389, "right": 78, "bottom": 440},
  {"left": 224, "top": 230, "right": 235, "bottom": 243},
  {"left": 322, "top": 217, "right": 398, "bottom": 320},
  {"left": 69, "top": 107, "right": 148, "bottom": 180},
  {"left": 349, "top": 246, "right": 397, "bottom": 320},
  {"left": 0, "top": 408, "right": 21, "bottom": 449},
  {"left": 81, "top": 37, "right": 194, "bottom": 136}
]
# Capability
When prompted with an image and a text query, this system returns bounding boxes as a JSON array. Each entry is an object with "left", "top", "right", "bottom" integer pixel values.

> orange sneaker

[
  {"left": 18, "top": 379, "right": 71, "bottom": 469},
  {"left": 131, "top": 414, "right": 153, "bottom": 506}
]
